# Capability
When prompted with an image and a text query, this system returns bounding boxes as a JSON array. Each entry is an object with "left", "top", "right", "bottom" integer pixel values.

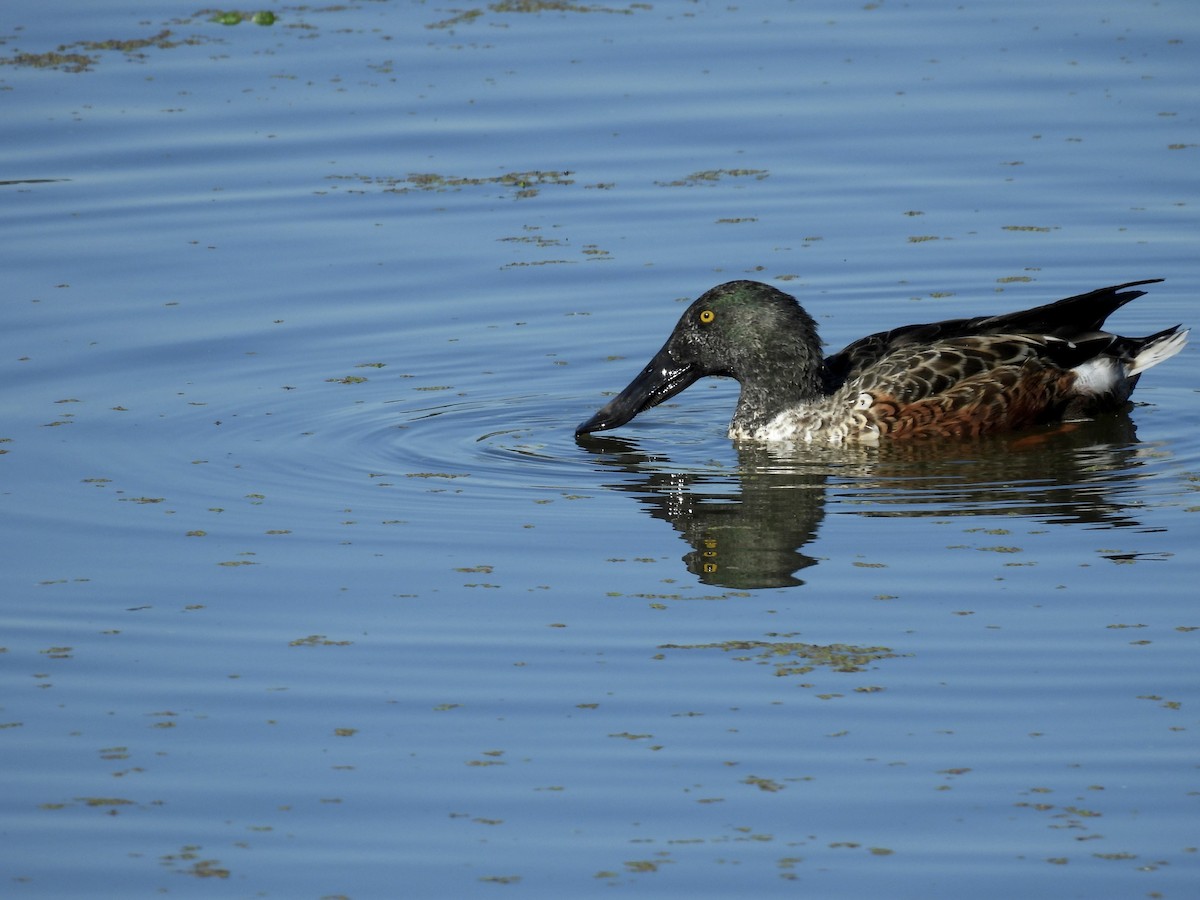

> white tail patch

[
  {"left": 1070, "top": 357, "right": 1122, "bottom": 396},
  {"left": 1129, "top": 329, "right": 1189, "bottom": 377},
  {"left": 1070, "top": 329, "right": 1189, "bottom": 397}
]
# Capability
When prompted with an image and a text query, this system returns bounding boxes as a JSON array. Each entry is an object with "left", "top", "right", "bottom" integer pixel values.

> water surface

[{"left": 2, "top": 2, "right": 1198, "bottom": 897}]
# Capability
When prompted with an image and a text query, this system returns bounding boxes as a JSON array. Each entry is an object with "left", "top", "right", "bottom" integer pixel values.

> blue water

[{"left": 2, "top": 2, "right": 1198, "bottom": 897}]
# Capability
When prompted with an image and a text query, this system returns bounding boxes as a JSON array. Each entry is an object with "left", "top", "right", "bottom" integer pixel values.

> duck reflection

[{"left": 576, "top": 415, "right": 1158, "bottom": 589}]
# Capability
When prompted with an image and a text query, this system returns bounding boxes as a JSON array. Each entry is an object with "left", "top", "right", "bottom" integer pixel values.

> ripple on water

[{"left": 174, "top": 378, "right": 599, "bottom": 522}]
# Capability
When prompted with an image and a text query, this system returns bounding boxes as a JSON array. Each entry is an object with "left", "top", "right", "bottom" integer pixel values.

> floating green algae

[{"left": 659, "top": 638, "right": 900, "bottom": 676}]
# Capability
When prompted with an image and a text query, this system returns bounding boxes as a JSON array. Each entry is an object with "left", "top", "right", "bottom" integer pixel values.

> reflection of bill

[{"left": 578, "top": 416, "right": 1156, "bottom": 590}]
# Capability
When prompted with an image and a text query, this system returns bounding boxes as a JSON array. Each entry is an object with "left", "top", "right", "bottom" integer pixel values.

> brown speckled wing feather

[{"left": 851, "top": 335, "right": 1086, "bottom": 439}]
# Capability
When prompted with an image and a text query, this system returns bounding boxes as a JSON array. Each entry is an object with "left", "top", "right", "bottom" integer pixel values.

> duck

[{"left": 576, "top": 279, "right": 1187, "bottom": 443}]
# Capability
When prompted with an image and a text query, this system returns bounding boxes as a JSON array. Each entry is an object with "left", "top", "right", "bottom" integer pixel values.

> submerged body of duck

[{"left": 576, "top": 279, "right": 1187, "bottom": 443}]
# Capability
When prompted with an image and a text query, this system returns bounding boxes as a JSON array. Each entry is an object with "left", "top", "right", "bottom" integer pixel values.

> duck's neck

[
  {"left": 725, "top": 295, "right": 826, "bottom": 433},
  {"left": 730, "top": 359, "right": 826, "bottom": 433}
]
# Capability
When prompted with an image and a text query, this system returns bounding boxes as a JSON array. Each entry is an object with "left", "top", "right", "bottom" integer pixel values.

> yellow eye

[{"left": 699, "top": 309, "right": 715, "bottom": 324}]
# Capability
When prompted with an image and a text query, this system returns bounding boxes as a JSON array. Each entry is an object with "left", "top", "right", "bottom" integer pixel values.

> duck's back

[{"left": 821, "top": 279, "right": 1163, "bottom": 391}]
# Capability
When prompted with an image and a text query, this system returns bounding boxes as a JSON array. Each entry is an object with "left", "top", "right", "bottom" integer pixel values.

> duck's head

[{"left": 576, "top": 280, "right": 824, "bottom": 435}]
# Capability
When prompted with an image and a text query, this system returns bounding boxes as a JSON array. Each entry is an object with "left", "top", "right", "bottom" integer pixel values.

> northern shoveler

[{"left": 576, "top": 279, "right": 1187, "bottom": 443}]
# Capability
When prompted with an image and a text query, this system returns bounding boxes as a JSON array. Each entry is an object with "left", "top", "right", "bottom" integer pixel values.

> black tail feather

[{"left": 975, "top": 279, "right": 1164, "bottom": 336}]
